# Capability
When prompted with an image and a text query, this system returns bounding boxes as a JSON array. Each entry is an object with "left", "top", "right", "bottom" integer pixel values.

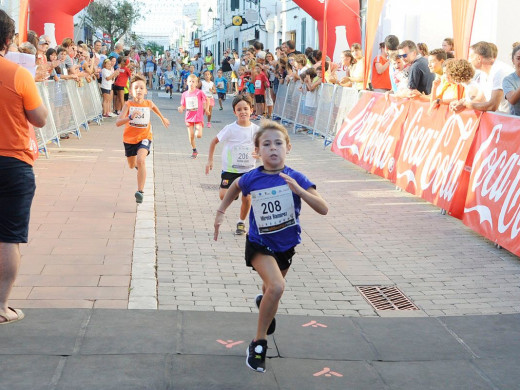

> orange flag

[
  {"left": 451, "top": 0, "right": 478, "bottom": 59},
  {"left": 18, "top": 0, "right": 29, "bottom": 42},
  {"left": 363, "top": 0, "right": 386, "bottom": 89}
]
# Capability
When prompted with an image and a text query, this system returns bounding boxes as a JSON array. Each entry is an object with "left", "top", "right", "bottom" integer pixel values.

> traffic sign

[{"left": 232, "top": 15, "right": 243, "bottom": 26}]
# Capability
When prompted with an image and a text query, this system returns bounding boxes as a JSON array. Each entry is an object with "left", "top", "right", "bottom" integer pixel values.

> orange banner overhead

[
  {"left": 363, "top": 0, "right": 386, "bottom": 89},
  {"left": 18, "top": 0, "right": 29, "bottom": 42},
  {"left": 451, "top": 0, "right": 478, "bottom": 59}
]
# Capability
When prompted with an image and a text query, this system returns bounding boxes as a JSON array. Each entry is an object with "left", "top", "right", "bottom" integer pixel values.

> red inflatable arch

[
  {"left": 29, "top": 0, "right": 91, "bottom": 43},
  {"left": 292, "top": 0, "right": 361, "bottom": 54}
]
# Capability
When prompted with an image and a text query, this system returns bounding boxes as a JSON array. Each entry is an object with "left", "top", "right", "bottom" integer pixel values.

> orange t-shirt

[
  {"left": 371, "top": 55, "right": 392, "bottom": 90},
  {"left": 123, "top": 100, "right": 154, "bottom": 144},
  {"left": 0, "top": 57, "right": 43, "bottom": 166}
]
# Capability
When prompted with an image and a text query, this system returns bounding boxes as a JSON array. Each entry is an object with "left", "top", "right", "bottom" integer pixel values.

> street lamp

[{"left": 208, "top": 7, "right": 220, "bottom": 24}]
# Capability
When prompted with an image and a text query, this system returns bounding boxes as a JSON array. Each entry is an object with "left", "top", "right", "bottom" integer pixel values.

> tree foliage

[
  {"left": 146, "top": 41, "right": 165, "bottom": 56},
  {"left": 86, "top": 0, "right": 142, "bottom": 49}
]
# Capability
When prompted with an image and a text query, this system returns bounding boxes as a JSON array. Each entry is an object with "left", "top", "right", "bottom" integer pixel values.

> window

[{"left": 231, "top": 0, "right": 240, "bottom": 11}]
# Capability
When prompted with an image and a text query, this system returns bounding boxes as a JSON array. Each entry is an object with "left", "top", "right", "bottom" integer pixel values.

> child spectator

[
  {"left": 116, "top": 75, "right": 170, "bottom": 203},
  {"left": 178, "top": 74, "right": 209, "bottom": 158},
  {"left": 206, "top": 95, "right": 259, "bottom": 235},
  {"left": 101, "top": 58, "right": 119, "bottom": 117}
]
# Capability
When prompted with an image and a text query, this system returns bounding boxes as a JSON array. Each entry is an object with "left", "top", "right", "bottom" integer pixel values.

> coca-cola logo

[
  {"left": 398, "top": 107, "right": 476, "bottom": 201},
  {"left": 335, "top": 96, "right": 405, "bottom": 170},
  {"left": 466, "top": 123, "right": 520, "bottom": 239}
]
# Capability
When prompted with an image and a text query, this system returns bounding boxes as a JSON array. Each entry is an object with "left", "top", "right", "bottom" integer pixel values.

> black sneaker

[
  {"left": 135, "top": 191, "right": 144, "bottom": 204},
  {"left": 191, "top": 150, "right": 198, "bottom": 159},
  {"left": 246, "top": 339, "right": 267, "bottom": 373},
  {"left": 255, "top": 294, "right": 276, "bottom": 335},
  {"left": 235, "top": 222, "right": 246, "bottom": 235}
]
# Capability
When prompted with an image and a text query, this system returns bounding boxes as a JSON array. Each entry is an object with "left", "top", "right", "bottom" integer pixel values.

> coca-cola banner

[
  {"left": 463, "top": 113, "right": 520, "bottom": 257},
  {"left": 395, "top": 101, "right": 481, "bottom": 215},
  {"left": 331, "top": 92, "right": 410, "bottom": 181}
]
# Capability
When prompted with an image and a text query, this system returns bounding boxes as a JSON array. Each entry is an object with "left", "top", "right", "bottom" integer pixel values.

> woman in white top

[
  {"left": 200, "top": 70, "right": 217, "bottom": 127},
  {"left": 347, "top": 43, "right": 365, "bottom": 90}
]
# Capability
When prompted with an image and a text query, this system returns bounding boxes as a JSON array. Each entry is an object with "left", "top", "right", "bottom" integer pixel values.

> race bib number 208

[{"left": 251, "top": 184, "right": 296, "bottom": 234}]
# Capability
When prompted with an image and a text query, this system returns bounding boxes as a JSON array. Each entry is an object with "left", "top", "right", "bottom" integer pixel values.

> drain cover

[
  {"left": 200, "top": 183, "right": 220, "bottom": 191},
  {"left": 357, "top": 286, "right": 419, "bottom": 311}
]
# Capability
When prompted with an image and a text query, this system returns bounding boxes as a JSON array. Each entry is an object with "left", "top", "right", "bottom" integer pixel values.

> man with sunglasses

[{"left": 397, "top": 40, "right": 435, "bottom": 97}]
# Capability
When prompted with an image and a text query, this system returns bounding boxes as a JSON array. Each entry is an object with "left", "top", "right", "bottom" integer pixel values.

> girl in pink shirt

[{"left": 178, "top": 74, "right": 209, "bottom": 158}]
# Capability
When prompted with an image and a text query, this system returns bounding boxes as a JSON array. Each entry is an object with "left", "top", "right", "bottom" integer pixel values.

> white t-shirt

[
  {"left": 216, "top": 121, "right": 260, "bottom": 173},
  {"left": 201, "top": 80, "right": 215, "bottom": 98},
  {"left": 101, "top": 68, "right": 114, "bottom": 90},
  {"left": 480, "top": 60, "right": 514, "bottom": 113}
]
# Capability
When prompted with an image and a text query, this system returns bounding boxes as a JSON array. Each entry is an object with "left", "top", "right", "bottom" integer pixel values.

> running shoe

[
  {"left": 108, "top": 112, "right": 117, "bottom": 117},
  {"left": 191, "top": 150, "right": 198, "bottom": 159},
  {"left": 246, "top": 339, "right": 267, "bottom": 373},
  {"left": 135, "top": 191, "right": 144, "bottom": 204},
  {"left": 207, "top": 122, "right": 212, "bottom": 128},
  {"left": 219, "top": 107, "right": 223, "bottom": 111},
  {"left": 235, "top": 222, "right": 246, "bottom": 235},
  {"left": 255, "top": 294, "right": 276, "bottom": 335}
]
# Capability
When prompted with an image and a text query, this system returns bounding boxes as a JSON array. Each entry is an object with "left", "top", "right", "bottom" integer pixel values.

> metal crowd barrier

[
  {"left": 35, "top": 79, "right": 103, "bottom": 158},
  {"left": 275, "top": 80, "right": 362, "bottom": 148}
]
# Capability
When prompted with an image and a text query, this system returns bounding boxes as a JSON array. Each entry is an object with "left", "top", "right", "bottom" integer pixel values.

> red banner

[
  {"left": 395, "top": 101, "right": 481, "bottom": 215},
  {"left": 463, "top": 113, "right": 520, "bottom": 256},
  {"left": 331, "top": 92, "right": 410, "bottom": 181}
]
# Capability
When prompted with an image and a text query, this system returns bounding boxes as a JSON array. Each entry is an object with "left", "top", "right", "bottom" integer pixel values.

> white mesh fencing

[{"left": 272, "top": 83, "right": 288, "bottom": 120}]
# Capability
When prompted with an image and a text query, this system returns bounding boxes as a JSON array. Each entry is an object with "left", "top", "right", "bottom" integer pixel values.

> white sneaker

[{"left": 108, "top": 112, "right": 117, "bottom": 117}]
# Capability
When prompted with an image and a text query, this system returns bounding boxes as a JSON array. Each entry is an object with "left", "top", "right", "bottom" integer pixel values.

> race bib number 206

[{"left": 251, "top": 184, "right": 296, "bottom": 234}]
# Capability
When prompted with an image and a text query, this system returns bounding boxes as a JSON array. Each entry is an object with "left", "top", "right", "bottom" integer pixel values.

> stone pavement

[{"left": 3, "top": 90, "right": 520, "bottom": 389}]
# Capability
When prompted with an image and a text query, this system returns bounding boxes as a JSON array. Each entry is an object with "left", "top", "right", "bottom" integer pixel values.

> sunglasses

[{"left": 397, "top": 53, "right": 408, "bottom": 59}]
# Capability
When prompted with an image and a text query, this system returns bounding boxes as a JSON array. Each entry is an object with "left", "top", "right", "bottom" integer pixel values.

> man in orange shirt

[{"left": 0, "top": 10, "right": 48, "bottom": 324}]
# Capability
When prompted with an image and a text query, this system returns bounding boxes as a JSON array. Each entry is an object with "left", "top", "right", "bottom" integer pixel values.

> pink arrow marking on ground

[
  {"left": 302, "top": 320, "right": 328, "bottom": 328},
  {"left": 313, "top": 367, "right": 343, "bottom": 377},
  {"left": 216, "top": 340, "right": 244, "bottom": 349}
]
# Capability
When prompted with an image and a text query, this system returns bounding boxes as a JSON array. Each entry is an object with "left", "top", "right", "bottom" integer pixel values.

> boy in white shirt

[{"left": 206, "top": 95, "right": 259, "bottom": 235}]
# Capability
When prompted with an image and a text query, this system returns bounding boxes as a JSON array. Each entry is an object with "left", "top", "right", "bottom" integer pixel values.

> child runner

[
  {"left": 164, "top": 64, "right": 175, "bottom": 99},
  {"left": 213, "top": 121, "right": 328, "bottom": 373},
  {"left": 178, "top": 74, "right": 209, "bottom": 158},
  {"left": 180, "top": 64, "right": 189, "bottom": 92},
  {"left": 116, "top": 75, "right": 170, "bottom": 203},
  {"left": 252, "top": 64, "right": 270, "bottom": 120},
  {"left": 215, "top": 68, "right": 228, "bottom": 110},
  {"left": 200, "top": 70, "right": 216, "bottom": 128},
  {"left": 206, "top": 95, "right": 259, "bottom": 235}
]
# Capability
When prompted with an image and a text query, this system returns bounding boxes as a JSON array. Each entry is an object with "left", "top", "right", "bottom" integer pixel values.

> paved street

[{"left": 3, "top": 91, "right": 520, "bottom": 389}]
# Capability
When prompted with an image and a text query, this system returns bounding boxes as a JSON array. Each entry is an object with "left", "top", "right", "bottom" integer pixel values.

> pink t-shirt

[{"left": 181, "top": 89, "right": 206, "bottom": 123}]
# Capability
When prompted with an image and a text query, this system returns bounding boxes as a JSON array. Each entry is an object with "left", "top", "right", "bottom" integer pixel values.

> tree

[
  {"left": 86, "top": 0, "right": 143, "bottom": 50},
  {"left": 146, "top": 41, "right": 164, "bottom": 56}
]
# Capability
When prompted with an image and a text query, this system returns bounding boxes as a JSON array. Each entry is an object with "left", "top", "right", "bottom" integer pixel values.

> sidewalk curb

[{"left": 128, "top": 145, "right": 158, "bottom": 309}]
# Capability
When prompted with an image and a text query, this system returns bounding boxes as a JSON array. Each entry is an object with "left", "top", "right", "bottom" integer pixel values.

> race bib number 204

[{"left": 251, "top": 184, "right": 296, "bottom": 234}]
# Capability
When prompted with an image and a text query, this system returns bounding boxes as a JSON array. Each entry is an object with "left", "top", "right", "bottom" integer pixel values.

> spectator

[
  {"left": 397, "top": 40, "right": 435, "bottom": 96},
  {"left": 348, "top": 43, "right": 365, "bottom": 90},
  {"left": 452, "top": 41, "right": 513, "bottom": 113},
  {"left": 502, "top": 44, "right": 520, "bottom": 116},
  {"left": 101, "top": 58, "right": 119, "bottom": 117},
  {"left": 372, "top": 42, "right": 391, "bottom": 92},
  {"left": 384, "top": 34, "right": 400, "bottom": 91},
  {"left": 417, "top": 42, "right": 429, "bottom": 57},
  {"left": 109, "top": 42, "right": 123, "bottom": 69},
  {"left": 205, "top": 50, "right": 214, "bottom": 74},
  {"left": 45, "top": 48, "right": 59, "bottom": 81},
  {"left": 230, "top": 51, "right": 240, "bottom": 95},
  {"left": 0, "top": 10, "right": 48, "bottom": 325},
  {"left": 281, "top": 41, "right": 288, "bottom": 54},
  {"left": 192, "top": 52, "right": 204, "bottom": 76},
  {"left": 389, "top": 52, "right": 410, "bottom": 94},
  {"left": 442, "top": 38, "right": 455, "bottom": 56},
  {"left": 286, "top": 40, "right": 301, "bottom": 57},
  {"left": 61, "top": 38, "right": 79, "bottom": 75},
  {"left": 221, "top": 49, "right": 233, "bottom": 92},
  {"left": 113, "top": 56, "right": 131, "bottom": 115},
  {"left": 145, "top": 49, "right": 155, "bottom": 89},
  {"left": 336, "top": 50, "right": 355, "bottom": 85}
]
